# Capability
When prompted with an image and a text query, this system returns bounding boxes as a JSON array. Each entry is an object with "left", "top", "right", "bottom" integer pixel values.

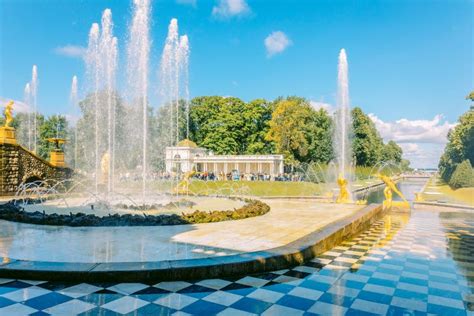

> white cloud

[
  {"left": 176, "top": 0, "right": 197, "bottom": 7},
  {"left": 212, "top": 0, "right": 250, "bottom": 18},
  {"left": 0, "top": 97, "right": 31, "bottom": 113},
  {"left": 310, "top": 101, "right": 334, "bottom": 113},
  {"left": 54, "top": 45, "right": 86, "bottom": 58},
  {"left": 369, "top": 114, "right": 456, "bottom": 168},
  {"left": 368, "top": 114, "right": 455, "bottom": 144},
  {"left": 264, "top": 31, "right": 292, "bottom": 57}
]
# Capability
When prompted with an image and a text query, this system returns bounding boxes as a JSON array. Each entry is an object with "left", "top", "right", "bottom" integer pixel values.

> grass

[
  {"left": 421, "top": 177, "right": 474, "bottom": 206},
  {"left": 188, "top": 180, "right": 325, "bottom": 197},
  {"left": 109, "top": 177, "right": 386, "bottom": 197}
]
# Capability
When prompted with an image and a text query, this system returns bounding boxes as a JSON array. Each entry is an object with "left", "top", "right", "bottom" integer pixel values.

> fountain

[
  {"left": 85, "top": 22, "right": 100, "bottom": 193},
  {"left": 69, "top": 76, "right": 78, "bottom": 168},
  {"left": 101, "top": 9, "right": 118, "bottom": 194},
  {"left": 159, "top": 18, "right": 191, "bottom": 146},
  {"left": 127, "top": 0, "right": 151, "bottom": 202},
  {"left": 7, "top": 0, "right": 254, "bottom": 222},
  {"left": 31, "top": 65, "right": 38, "bottom": 153},
  {"left": 23, "top": 83, "right": 32, "bottom": 151},
  {"left": 179, "top": 35, "right": 191, "bottom": 138},
  {"left": 334, "top": 49, "right": 354, "bottom": 203}
]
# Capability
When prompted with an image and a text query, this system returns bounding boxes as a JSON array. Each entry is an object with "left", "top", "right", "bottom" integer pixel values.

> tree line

[
  {"left": 2, "top": 94, "right": 406, "bottom": 171},
  {"left": 438, "top": 93, "right": 474, "bottom": 189}
]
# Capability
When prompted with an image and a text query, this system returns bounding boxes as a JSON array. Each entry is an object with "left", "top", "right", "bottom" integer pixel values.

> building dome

[{"left": 177, "top": 139, "right": 198, "bottom": 148}]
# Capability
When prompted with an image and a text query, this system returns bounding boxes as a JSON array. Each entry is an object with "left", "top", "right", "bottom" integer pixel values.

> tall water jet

[
  {"left": 333, "top": 49, "right": 352, "bottom": 203},
  {"left": 127, "top": 0, "right": 151, "bottom": 201},
  {"left": 23, "top": 83, "right": 31, "bottom": 151},
  {"left": 100, "top": 8, "right": 118, "bottom": 193},
  {"left": 178, "top": 35, "right": 190, "bottom": 139},
  {"left": 69, "top": 75, "right": 78, "bottom": 168},
  {"left": 85, "top": 23, "right": 101, "bottom": 193},
  {"left": 159, "top": 18, "right": 190, "bottom": 145},
  {"left": 31, "top": 65, "right": 38, "bottom": 153},
  {"left": 335, "top": 49, "right": 352, "bottom": 179},
  {"left": 160, "top": 18, "right": 179, "bottom": 146}
]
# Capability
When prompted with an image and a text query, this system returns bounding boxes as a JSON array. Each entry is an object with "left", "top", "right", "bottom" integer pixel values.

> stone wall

[{"left": 0, "top": 143, "right": 72, "bottom": 195}]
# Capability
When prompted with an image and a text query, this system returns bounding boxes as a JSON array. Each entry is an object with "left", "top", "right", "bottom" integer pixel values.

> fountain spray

[
  {"left": 31, "top": 65, "right": 38, "bottom": 153},
  {"left": 127, "top": 0, "right": 151, "bottom": 202}
]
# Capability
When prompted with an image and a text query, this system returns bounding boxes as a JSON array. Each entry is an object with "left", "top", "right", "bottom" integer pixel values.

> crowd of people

[{"left": 117, "top": 171, "right": 305, "bottom": 182}]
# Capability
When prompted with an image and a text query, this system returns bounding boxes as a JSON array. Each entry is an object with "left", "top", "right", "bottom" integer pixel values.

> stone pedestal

[
  {"left": 0, "top": 127, "right": 16, "bottom": 145},
  {"left": 50, "top": 151, "right": 65, "bottom": 167}
]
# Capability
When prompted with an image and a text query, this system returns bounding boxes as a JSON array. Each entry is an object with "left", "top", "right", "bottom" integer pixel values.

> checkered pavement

[{"left": 0, "top": 210, "right": 472, "bottom": 315}]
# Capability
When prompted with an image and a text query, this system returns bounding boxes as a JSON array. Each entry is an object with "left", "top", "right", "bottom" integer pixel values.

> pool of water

[
  {"left": 359, "top": 179, "right": 427, "bottom": 204},
  {"left": 0, "top": 181, "right": 472, "bottom": 314}
]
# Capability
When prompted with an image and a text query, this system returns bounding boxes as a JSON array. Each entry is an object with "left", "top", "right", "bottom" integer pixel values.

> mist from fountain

[
  {"left": 31, "top": 65, "right": 38, "bottom": 153},
  {"left": 23, "top": 83, "right": 31, "bottom": 151},
  {"left": 85, "top": 22, "right": 101, "bottom": 193},
  {"left": 100, "top": 9, "right": 118, "bottom": 194},
  {"left": 159, "top": 18, "right": 191, "bottom": 145},
  {"left": 69, "top": 76, "right": 78, "bottom": 169},
  {"left": 334, "top": 49, "right": 352, "bottom": 182},
  {"left": 127, "top": 0, "right": 151, "bottom": 202},
  {"left": 179, "top": 35, "right": 190, "bottom": 138}
]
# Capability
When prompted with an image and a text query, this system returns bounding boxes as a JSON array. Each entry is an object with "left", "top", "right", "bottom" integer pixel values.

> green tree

[
  {"left": 382, "top": 140, "right": 403, "bottom": 163},
  {"left": 449, "top": 159, "right": 474, "bottom": 189},
  {"left": 351, "top": 107, "right": 384, "bottom": 166},
  {"left": 439, "top": 110, "right": 474, "bottom": 182},
  {"left": 189, "top": 96, "right": 273, "bottom": 155},
  {"left": 38, "top": 115, "right": 68, "bottom": 160},
  {"left": 242, "top": 99, "right": 274, "bottom": 154},
  {"left": 266, "top": 97, "right": 333, "bottom": 166}
]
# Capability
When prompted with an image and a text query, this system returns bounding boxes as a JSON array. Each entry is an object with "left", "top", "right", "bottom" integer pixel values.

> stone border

[
  {"left": 0, "top": 204, "right": 384, "bottom": 282},
  {"left": 413, "top": 201, "right": 474, "bottom": 211},
  {"left": 0, "top": 199, "right": 270, "bottom": 227}
]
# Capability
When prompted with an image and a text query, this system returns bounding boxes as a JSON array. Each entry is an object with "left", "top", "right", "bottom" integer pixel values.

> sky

[{"left": 0, "top": 0, "right": 472, "bottom": 168}]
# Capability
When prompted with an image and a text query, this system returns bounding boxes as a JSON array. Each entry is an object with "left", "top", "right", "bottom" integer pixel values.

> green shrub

[
  {"left": 449, "top": 160, "right": 474, "bottom": 189},
  {"left": 181, "top": 200, "right": 270, "bottom": 224}
]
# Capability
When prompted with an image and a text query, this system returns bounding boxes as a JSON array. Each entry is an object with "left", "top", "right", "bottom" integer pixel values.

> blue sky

[{"left": 0, "top": 0, "right": 472, "bottom": 167}]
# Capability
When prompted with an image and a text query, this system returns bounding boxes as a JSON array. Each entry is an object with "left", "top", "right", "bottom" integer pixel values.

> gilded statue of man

[{"left": 4, "top": 100, "right": 14, "bottom": 127}]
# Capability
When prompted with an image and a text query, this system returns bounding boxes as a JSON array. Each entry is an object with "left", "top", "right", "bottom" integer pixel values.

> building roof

[{"left": 177, "top": 139, "right": 198, "bottom": 148}]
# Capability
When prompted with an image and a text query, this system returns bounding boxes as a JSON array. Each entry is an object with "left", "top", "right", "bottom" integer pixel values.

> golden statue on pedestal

[
  {"left": 377, "top": 174, "right": 410, "bottom": 209},
  {"left": 4, "top": 100, "right": 14, "bottom": 127},
  {"left": 0, "top": 100, "right": 17, "bottom": 144},
  {"left": 336, "top": 175, "right": 351, "bottom": 203}
]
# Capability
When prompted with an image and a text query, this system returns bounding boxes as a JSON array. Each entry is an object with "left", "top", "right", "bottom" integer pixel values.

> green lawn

[
  {"left": 188, "top": 180, "right": 325, "bottom": 196},
  {"left": 113, "top": 178, "right": 383, "bottom": 197},
  {"left": 421, "top": 177, "right": 474, "bottom": 206}
]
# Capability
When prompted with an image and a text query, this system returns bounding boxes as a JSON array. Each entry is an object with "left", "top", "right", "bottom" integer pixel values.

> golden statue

[
  {"left": 336, "top": 175, "right": 351, "bottom": 203},
  {"left": 377, "top": 174, "right": 410, "bottom": 209},
  {"left": 0, "top": 101, "right": 17, "bottom": 144},
  {"left": 4, "top": 100, "right": 14, "bottom": 127},
  {"left": 174, "top": 170, "right": 196, "bottom": 195}
]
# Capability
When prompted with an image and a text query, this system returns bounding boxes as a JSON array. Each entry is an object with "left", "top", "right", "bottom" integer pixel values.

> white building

[{"left": 165, "top": 139, "right": 284, "bottom": 177}]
